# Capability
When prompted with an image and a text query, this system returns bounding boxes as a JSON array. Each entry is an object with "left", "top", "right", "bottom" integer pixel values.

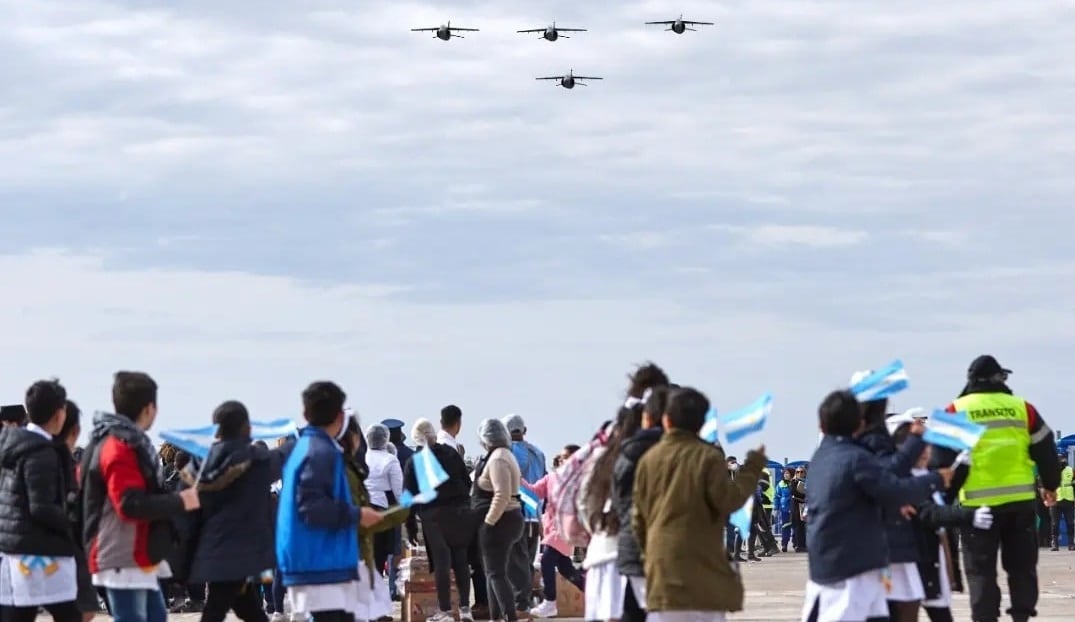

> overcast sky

[{"left": 2, "top": 0, "right": 1074, "bottom": 461}]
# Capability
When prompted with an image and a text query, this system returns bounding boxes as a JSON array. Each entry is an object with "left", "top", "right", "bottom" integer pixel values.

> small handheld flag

[
  {"left": 923, "top": 410, "right": 986, "bottom": 453},
  {"left": 398, "top": 447, "right": 450, "bottom": 508},
  {"left": 699, "top": 408, "right": 719, "bottom": 444},
  {"left": 850, "top": 360, "right": 909, "bottom": 402},
  {"left": 729, "top": 495, "right": 754, "bottom": 537},
  {"left": 520, "top": 486, "right": 541, "bottom": 518},
  {"left": 720, "top": 393, "right": 773, "bottom": 445}
]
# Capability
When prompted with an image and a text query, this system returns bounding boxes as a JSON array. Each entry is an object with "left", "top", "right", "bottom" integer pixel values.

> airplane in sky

[
  {"left": 411, "top": 21, "right": 479, "bottom": 40},
  {"left": 645, "top": 15, "right": 714, "bottom": 34},
  {"left": 536, "top": 69, "right": 602, "bottom": 89},
  {"left": 517, "top": 22, "right": 587, "bottom": 42}
]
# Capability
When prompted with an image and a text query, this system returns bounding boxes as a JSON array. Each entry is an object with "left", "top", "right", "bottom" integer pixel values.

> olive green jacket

[
  {"left": 345, "top": 460, "right": 410, "bottom": 583},
  {"left": 632, "top": 429, "right": 766, "bottom": 612}
]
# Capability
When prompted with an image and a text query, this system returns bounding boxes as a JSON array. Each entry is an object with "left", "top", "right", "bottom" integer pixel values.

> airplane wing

[
  {"left": 411, "top": 27, "right": 438, "bottom": 31},
  {"left": 683, "top": 21, "right": 714, "bottom": 25},
  {"left": 574, "top": 76, "right": 603, "bottom": 80},
  {"left": 645, "top": 21, "right": 674, "bottom": 24},
  {"left": 536, "top": 77, "right": 563, "bottom": 81},
  {"left": 557, "top": 28, "right": 587, "bottom": 31},
  {"left": 517, "top": 28, "right": 544, "bottom": 33},
  {"left": 451, "top": 27, "right": 480, "bottom": 31}
]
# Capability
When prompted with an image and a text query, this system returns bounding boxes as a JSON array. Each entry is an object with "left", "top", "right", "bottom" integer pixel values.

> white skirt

[
  {"left": 289, "top": 582, "right": 357, "bottom": 616},
  {"left": 584, "top": 560, "right": 624, "bottom": 621},
  {"left": 0, "top": 555, "right": 78, "bottom": 607},
  {"left": 354, "top": 567, "right": 393, "bottom": 621},
  {"left": 802, "top": 568, "right": 889, "bottom": 622},
  {"left": 648, "top": 612, "right": 726, "bottom": 622},
  {"left": 921, "top": 546, "right": 952, "bottom": 609},
  {"left": 886, "top": 562, "right": 924, "bottom": 602}
]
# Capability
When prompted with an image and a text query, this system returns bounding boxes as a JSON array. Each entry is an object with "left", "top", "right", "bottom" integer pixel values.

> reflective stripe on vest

[
  {"left": 955, "top": 392, "right": 1036, "bottom": 507},
  {"left": 1060, "top": 466, "right": 1075, "bottom": 502}
]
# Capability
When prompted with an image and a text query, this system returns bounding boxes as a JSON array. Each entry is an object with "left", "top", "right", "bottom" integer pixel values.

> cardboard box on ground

[{"left": 402, "top": 547, "right": 582, "bottom": 620}]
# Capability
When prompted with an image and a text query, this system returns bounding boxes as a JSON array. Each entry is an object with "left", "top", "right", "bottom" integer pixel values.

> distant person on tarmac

[{"left": 931, "top": 355, "right": 1062, "bottom": 622}]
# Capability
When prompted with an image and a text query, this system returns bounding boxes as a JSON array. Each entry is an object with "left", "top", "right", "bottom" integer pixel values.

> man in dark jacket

[
  {"left": 0, "top": 379, "right": 81, "bottom": 622},
  {"left": 180, "top": 401, "right": 286, "bottom": 622},
  {"left": 81, "top": 371, "right": 201, "bottom": 622}
]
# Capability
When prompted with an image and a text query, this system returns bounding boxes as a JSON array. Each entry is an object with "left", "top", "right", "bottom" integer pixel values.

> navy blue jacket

[
  {"left": 276, "top": 427, "right": 359, "bottom": 587},
  {"left": 857, "top": 428, "right": 929, "bottom": 564},
  {"left": 806, "top": 436, "right": 942, "bottom": 584},
  {"left": 182, "top": 439, "right": 285, "bottom": 583}
]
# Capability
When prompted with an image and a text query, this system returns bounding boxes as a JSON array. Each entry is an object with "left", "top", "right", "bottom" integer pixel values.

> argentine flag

[
  {"left": 699, "top": 408, "right": 720, "bottom": 444},
  {"left": 519, "top": 486, "right": 541, "bottom": 518},
  {"left": 159, "top": 418, "right": 298, "bottom": 460},
  {"left": 720, "top": 393, "right": 773, "bottom": 445},
  {"left": 729, "top": 495, "right": 754, "bottom": 537},
  {"left": 923, "top": 409, "right": 986, "bottom": 452},
  {"left": 850, "top": 360, "right": 909, "bottom": 402},
  {"left": 399, "top": 447, "right": 450, "bottom": 508}
]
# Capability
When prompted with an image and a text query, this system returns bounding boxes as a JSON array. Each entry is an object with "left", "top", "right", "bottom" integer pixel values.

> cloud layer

[{"left": 2, "top": 0, "right": 1074, "bottom": 457}]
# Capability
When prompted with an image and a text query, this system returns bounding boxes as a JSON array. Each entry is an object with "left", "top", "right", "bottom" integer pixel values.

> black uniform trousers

[{"left": 961, "top": 506, "right": 1038, "bottom": 622}]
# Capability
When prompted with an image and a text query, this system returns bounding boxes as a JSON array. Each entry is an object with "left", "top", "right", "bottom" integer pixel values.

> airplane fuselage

[
  {"left": 672, "top": 21, "right": 686, "bottom": 33},
  {"left": 561, "top": 76, "right": 575, "bottom": 89},
  {"left": 544, "top": 27, "right": 558, "bottom": 41},
  {"left": 437, "top": 26, "right": 451, "bottom": 40}
]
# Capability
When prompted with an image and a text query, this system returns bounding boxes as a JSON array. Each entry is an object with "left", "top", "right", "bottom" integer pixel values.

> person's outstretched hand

[
  {"left": 1043, "top": 489, "right": 1058, "bottom": 508},
  {"left": 179, "top": 488, "right": 200, "bottom": 511},
  {"left": 361, "top": 507, "right": 385, "bottom": 527},
  {"left": 910, "top": 419, "right": 926, "bottom": 436}
]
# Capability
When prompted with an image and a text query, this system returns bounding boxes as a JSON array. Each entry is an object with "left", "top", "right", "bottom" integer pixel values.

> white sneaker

[
  {"left": 270, "top": 614, "right": 286, "bottom": 622},
  {"left": 460, "top": 607, "right": 474, "bottom": 622},
  {"left": 427, "top": 612, "right": 454, "bottom": 622},
  {"left": 529, "top": 601, "right": 557, "bottom": 618}
]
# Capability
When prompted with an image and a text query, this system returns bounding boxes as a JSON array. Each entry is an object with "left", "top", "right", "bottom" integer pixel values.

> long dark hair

[
  {"left": 626, "top": 362, "right": 669, "bottom": 399},
  {"left": 585, "top": 405, "right": 642, "bottom": 534},
  {"left": 340, "top": 415, "right": 369, "bottom": 479}
]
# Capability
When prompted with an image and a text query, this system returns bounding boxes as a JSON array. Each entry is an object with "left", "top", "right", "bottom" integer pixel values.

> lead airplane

[
  {"left": 645, "top": 15, "right": 713, "bottom": 34},
  {"left": 411, "top": 20, "right": 479, "bottom": 40},
  {"left": 536, "top": 69, "right": 602, "bottom": 89}
]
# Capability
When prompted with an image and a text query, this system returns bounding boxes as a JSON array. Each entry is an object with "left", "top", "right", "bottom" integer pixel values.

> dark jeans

[
  {"left": 962, "top": 507, "right": 1038, "bottom": 622},
  {"left": 105, "top": 588, "right": 168, "bottom": 622},
  {"left": 539, "top": 547, "right": 583, "bottom": 601},
  {"left": 311, "top": 611, "right": 354, "bottom": 622},
  {"left": 202, "top": 580, "right": 269, "bottom": 622},
  {"left": 481, "top": 509, "right": 524, "bottom": 622},
  {"left": 791, "top": 501, "right": 806, "bottom": 551},
  {"left": 468, "top": 530, "right": 488, "bottom": 607},
  {"left": 421, "top": 505, "right": 472, "bottom": 612},
  {"left": 509, "top": 521, "right": 541, "bottom": 609},
  {"left": 1, "top": 600, "right": 80, "bottom": 622},
  {"left": 1049, "top": 499, "right": 1074, "bottom": 542},
  {"left": 749, "top": 506, "right": 778, "bottom": 553}
]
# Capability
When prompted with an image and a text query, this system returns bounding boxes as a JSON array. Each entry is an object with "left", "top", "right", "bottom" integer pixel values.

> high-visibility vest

[
  {"left": 1059, "top": 466, "right": 1075, "bottom": 502},
  {"left": 955, "top": 392, "right": 1037, "bottom": 507},
  {"left": 763, "top": 470, "right": 774, "bottom": 510}
]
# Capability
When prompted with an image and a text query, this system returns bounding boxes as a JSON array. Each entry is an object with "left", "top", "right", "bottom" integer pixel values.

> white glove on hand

[
  {"left": 973, "top": 506, "right": 993, "bottom": 530},
  {"left": 954, "top": 450, "right": 972, "bottom": 466}
]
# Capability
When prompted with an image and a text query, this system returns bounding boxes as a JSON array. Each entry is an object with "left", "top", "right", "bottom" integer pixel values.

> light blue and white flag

[
  {"left": 159, "top": 418, "right": 299, "bottom": 460},
  {"left": 398, "top": 447, "right": 450, "bottom": 508},
  {"left": 729, "top": 495, "right": 754, "bottom": 537},
  {"left": 923, "top": 409, "right": 986, "bottom": 452},
  {"left": 720, "top": 393, "right": 773, "bottom": 445},
  {"left": 850, "top": 360, "right": 909, "bottom": 402},
  {"left": 520, "top": 485, "right": 541, "bottom": 518},
  {"left": 699, "top": 408, "right": 720, "bottom": 444}
]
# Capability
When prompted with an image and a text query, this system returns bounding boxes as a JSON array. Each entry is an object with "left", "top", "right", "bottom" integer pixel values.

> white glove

[
  {"left": 954, "top": 450, "right": 972, "bottom": 467},
  {"left": 973, "top": 506, "right": 993, "bottom": 530}
]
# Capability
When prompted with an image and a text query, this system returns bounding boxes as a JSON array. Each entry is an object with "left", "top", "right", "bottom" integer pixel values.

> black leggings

[
  {"left": 2, "top": 601, "right": 81, "bottom": 622},
  {"left": 422, "top": 506, "right": 472, "bottom": 612},
  {"left": 621, "top": 579, "right": 646, "bottom": 622},
  {"left": 311, "top": 610, "right": 354, "bottom": 622},
  {"left": 480, "top": 509, "right": 524, "bottom": 622},
  {"left": 924, "top": 606, "right": 954, "bottom": 622}
]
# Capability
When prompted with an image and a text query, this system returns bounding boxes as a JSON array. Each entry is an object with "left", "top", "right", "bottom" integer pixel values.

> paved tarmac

[{"left": 85, "top": 550, "right": 1075, "bottom": 621}]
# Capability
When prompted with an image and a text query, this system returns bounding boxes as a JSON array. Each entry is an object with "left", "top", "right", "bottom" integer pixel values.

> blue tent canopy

[
  {"left": 1058, "top": 434, "right": 1075, "bottom": 454},
  {"left": 786, "top": 460, "right": 809, "bottom": 469},
  {"left": 766, "top": 460, "right": 784, "bottom": 471}
]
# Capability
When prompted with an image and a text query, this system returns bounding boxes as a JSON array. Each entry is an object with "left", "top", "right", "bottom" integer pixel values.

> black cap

[
  {"left": 380, "top": 418, "right": 405, "bottom": 430},
  {"left": 967, "top": 355, "right": 1012, "bottom": 379}
]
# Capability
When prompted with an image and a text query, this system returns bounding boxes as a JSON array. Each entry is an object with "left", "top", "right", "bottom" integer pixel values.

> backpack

[{"left": 548, "top": 421, "right": 614, "bottom": 547}]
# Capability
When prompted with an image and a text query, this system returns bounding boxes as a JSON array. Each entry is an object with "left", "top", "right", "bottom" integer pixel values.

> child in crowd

[
  {"left": 525, "top": 445, "right": 585, "bottom": 618},
  {"left": 276, "top": 381, "right": 382, "bottom": 622},
  {"left": 801, "top": 390, "right": 953, "bottom": 622},
  {"left": 633, "top": 386, "right": 766, "bottom": 622},
  {"left": 888, "top": 421, "right": 992, "bottom": 622}
]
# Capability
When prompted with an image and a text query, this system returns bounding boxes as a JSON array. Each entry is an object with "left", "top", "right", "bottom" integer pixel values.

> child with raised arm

[{"left": 801, "top": 390, "right": 953, "bottom": 622}]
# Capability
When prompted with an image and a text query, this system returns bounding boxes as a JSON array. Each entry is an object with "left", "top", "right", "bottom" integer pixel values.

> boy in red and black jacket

[{"left": 80, "top": 371, "right": 200, "bottom": 622}]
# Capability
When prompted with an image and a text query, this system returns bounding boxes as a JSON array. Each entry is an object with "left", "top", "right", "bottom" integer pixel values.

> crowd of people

[{"left": 0, "top": 354, "right": 1068, "bottom": 622}]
